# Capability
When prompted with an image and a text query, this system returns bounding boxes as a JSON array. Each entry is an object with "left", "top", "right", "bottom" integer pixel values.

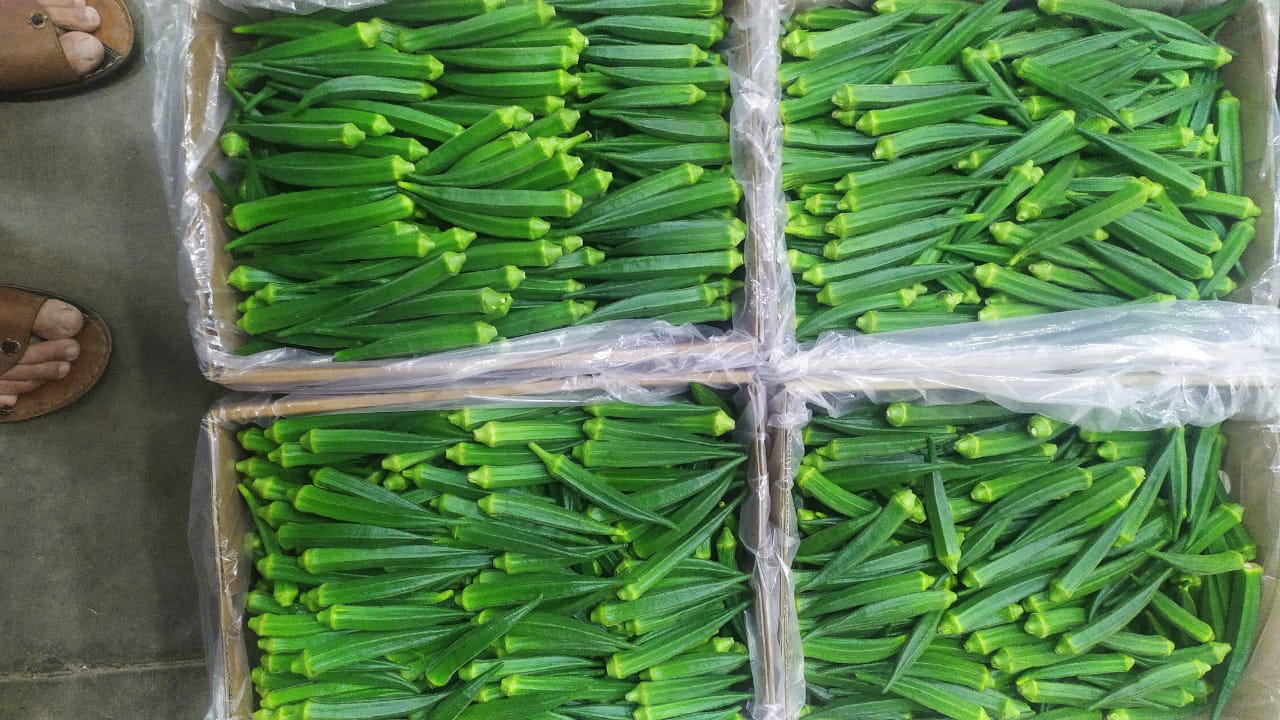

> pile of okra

[
  {"left": 793, "top": 401, "right": 1262, "bottom": 720},
  {"left": 783, "top": 0, "right": 1261, "bottom": 340},
  {"left": 218, "top": 0, "right": 743, "bottom": 360},
  {"left": 234, "top": 388, "right": 755, "bottom": 720}
]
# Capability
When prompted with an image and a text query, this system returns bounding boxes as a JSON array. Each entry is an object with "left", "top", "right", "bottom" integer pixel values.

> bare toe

[
  {"left": 32, "top": 300, "right": 85, "bottom": 341},
  {"left": 0, "top": 395, "right": 16, "bottom": 411},
  {"left": 15, "top": 337, "right": 80, "bottom": 365},
  {"left": 58, "top": 31, "right": 105, "bottom": 77},
  {"left": 0, "top": 378, "right": 46, "bottom": 396},
  {"left": 41, "top": 1, "right": 102, "bottom": 33},
  {"left": 0, "top": 360, "right": 70, "bottom": 383}
]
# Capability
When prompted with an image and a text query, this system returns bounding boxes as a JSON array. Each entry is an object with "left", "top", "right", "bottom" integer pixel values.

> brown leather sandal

[
  {"left": 0, "top": 0, "right": 137, "bottom": 100},
  {"left": 0, "top": 286, "right": 111, "bottom": 422}
]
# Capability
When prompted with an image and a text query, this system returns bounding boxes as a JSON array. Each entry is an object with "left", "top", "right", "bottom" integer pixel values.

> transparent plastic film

[
  {"left": 147, "top": 0, "right": 774, "bottom": 392},
  {"left": 783, "top": 301, "right": 1280, "bottom": 432},
  {"left": 772, "top": 383, "right": 1280, "bottom": 720},
  {"left": 773, "top": 0, "right": 1280, "bottom": 346},
  {"left": 190, "top": 370, "right": 782, "bottom": 720}
]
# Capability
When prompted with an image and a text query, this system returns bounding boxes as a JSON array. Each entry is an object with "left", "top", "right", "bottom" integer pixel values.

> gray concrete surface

[{"left": 0, "top": 4, "right": 224, "bottom": 717}]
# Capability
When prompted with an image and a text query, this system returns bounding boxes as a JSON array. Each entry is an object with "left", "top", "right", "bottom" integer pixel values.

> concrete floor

[{"left": 0, "top": 4, "right": 226, "bottom": 717}]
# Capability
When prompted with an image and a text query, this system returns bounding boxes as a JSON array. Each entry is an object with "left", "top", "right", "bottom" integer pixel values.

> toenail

[
  {"left": 63, "top": 345, "right": 81, "bottom": 361},
  {"left": 1, "top": 339, "right": 19, "bottom": 355},
  {"left": 70, "top": 33, "right": 99, "bottom": 63},
  {"left": 57, "top": 362, "right": 72, "bottom": 378},
  {"left": 55, "top": 307, "right": 81, "bottom": 333}
]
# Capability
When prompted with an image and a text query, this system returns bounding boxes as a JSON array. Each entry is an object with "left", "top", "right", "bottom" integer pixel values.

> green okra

[
  {"left": 226, "top": 193, "right": 416, "bottom": 252},
  {"left": 1087, "top": 659, "right": 1213, "bottom": 710},
  {"left": 804, "top": 237, "right": 938, "bottom": 287},
  {"left": 1009, "top": 178, "right": 1160, "bottom": 264},
  {"left": 1119, "top": 83, "right": 1217, "bottom": 129},
  {"left": 978, "top": 26, "right": 1088, "bottom": 61},
  {"left": 1057, "top": 570, "right": 1173, "bottom": 655},
  {"left": 365, "top": 288, "right": 511, "bottom": 324},
  {"left": 477, "top": 492, "right": 621, "bottom": 537},
  {"left": 973, "top": 110, "right": 1075, "bottom": 179},
  {"left": 614, "top": 496, "right": 739, "bottom": 602},
  {"left": 593, "top": 575, "right": 745, "bottom": 630},
  {"left": 299, "top": 429, "right": 451, "bottom": 455},
  {"left": 917, "top": 0, "right": 1011, "bottom": 67},
  {"left": 1216, "top": 91, "right": 1243, "bottom": 195},
  {"left": 280, "top": 252, "right": 466, "bottom": 334},
  {"left": 1107, "top": 217, "right": 1214, "bottom": 280},
  {"left": 842, "top": 150, "right": 986, "bottom": 199},
  {"left": 1014, "top": 55, "right": 1129, "bottom": 129},
  {"left": 252, "top": 152, "right": 414, "bottom": 188},
  {"left": 874, "top": 124, "right": 1020, "bottom": 160},
  {"left": 1080, "top": 128, "right": 1208, "bottom": 198},
  {"left": 1039, "top": 0, "right": 1214, "bottom": 44},
  {"left": 261, "top": 49, "right": 443, "bottom": 83},
  {"left": 832, "top": 81, "right": 985, "bottom": 110},
  {"left": 856, "top": 96, "right": 1009, "bottom": 136},
  {"left": 420, "top": 598, "right": 540, "bottom": 688},
  {"left": 626, "top": 674, "right": 748, "bottom": 708},
  {"left": 781, "top": 8, "right": 915, "bottom": 60},
  {"left": 430, "top": 45, "right": 579, "bottom": 73},
  {"left": 839, "top": 175, "right": 998, "bottom": 211},
  {"left": 826, "top": 198, "right": 968, "bottom": 239},
  {"left": 397, "top": 1, "right": 556, "bottom": 52},
  {"left": 235, "top": 22, "right": 381, "bottom": 63},
  {"left": 785, "top": 122, "right": 879, "bottom": 152},
  {"left": 594, "top": 108, "right": 728, "bottom": 144},
  {"left": 817, "top": 263, "right": 973, "bottom": 307},
  {"left": 641, "top": 647, "right": 748, "bottom": 681},
  {"left": 801, "top": 571, "right": 936, "bottom": 618},
  {"left": 604, "top": 598, "right": 746, "bottom": 677},
  {"left": 598, "top": 142, "right": 732, "bottom": 174},
  {"left": 588, "top": 64, "right": 729, "bottom": 92},
  {"left": 228, "top": 185, "right": 398, "bottom": 233},
  {"left": 1198, "top": 217, "right": 1254, "bottom": 297},
  {"left": 329, "top": 320, "right": 497, "bottom": 361},
  {"left": 857, "top": 672, "right": 988, "bottom": 720},
  {"left": 581, "top": 43, "right": 708, "bottom": 68},
  {"left": 294, "top": 624, "right": 463, "bottom": 677},
  {"left": 579, "top": 14, "right": 726, "bottom": 46},
  {"left": 963, "top": 531, "right": 1088, "bottom": 589},
  {"left": 1101, "top": 631, "right": 1177, "bottom": 658},
  {"left": 417, "top": 139, "right": 559, "bottom": 193},
  {"left": 289, "top": 75, "right": 435, "bottom": 113},
  {"left": 805, "top": 489, "right": 921, "bottom": 590},
  {"left": 1088, "top": 240, "right": 1200, "bottom": 300},
  {"left": 232, "top": 16, "right": 342, "bottom": 39}
]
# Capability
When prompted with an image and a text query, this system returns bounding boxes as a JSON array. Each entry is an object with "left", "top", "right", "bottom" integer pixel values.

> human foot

[
  {"left": 0, "top": 287, "right": 111, "bottom": 422},
  {"left": 0, "top": 299, "right": 84, "bottom": 411},
  {"left": 38, "top": 0, "right": 107, "bottom": 77},
  {"left": 0, "top": 0, "right": 137, "bottom": 98}
]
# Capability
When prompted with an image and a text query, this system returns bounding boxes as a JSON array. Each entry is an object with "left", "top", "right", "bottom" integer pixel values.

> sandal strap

[
  {"left": 0, "top": 285, "right": 45, "bottom": 375},
  {"left": 0, "top": 0, "right": 79, "bottom": 93}
]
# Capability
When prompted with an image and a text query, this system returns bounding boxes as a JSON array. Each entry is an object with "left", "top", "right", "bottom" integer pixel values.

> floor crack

[{"left": 0, "top": 658, "right": 205, "bottom": 684}]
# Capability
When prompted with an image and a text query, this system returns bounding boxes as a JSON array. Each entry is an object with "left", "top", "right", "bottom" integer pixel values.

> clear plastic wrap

[
  {"left": 770, "top": 381, "right": 1280, "bottom": 720},
  {"left": 190, "top": 370, "right": 795, "bottom": 720},
  {"left": 770, "top": 0, "right": 1280, "bottom": 349},
  {"left": 146, "top": 0, "right": 781, "bottom": 392},
  {"left": 781, "top": 301, "right": 1280, "bottom": 431}
]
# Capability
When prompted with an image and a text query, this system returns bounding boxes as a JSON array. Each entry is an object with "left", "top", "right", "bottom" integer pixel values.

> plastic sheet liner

[
  {"left": 781, "top": 301, "right": 1280, "bottom": 432},
  {"left": 145, "top": 0, "right": 776, "bottom": 392},
  {"left": 769, "top": 0, "right": 1280, "bottom": 351},
  {"left": 769, "top": 381, "right": 1280, "bottom": 720},
  {"left": 190, "top": 370, "right": 792, "bottom": 720}
]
